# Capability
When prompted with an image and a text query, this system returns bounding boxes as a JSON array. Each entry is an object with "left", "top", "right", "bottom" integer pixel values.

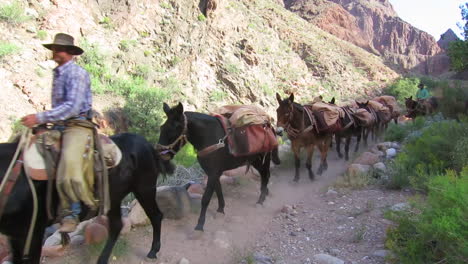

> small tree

[{"left": 448, "top": 4, "right": 468, "bottom": 72}]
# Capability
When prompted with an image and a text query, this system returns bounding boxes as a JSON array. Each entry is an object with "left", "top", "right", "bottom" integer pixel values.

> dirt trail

[{"left": 43, "top": 153, "right": 350, "bottom": 264}]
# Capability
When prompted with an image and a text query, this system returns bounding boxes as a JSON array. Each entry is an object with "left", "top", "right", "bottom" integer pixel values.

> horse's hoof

[
  {"left": 217, "top": 208, "right": 225, "bottom": 214},
  {"left": 194, "top": 225, "right": 204, "bottom": 232},
  {"left": 146, "top": 250, "right": 157, "bottom": 259}
]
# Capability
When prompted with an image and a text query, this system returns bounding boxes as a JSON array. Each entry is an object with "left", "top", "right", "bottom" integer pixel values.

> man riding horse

[
  {"left": 21, "top": 33, "right": 96, "bottom": 233},
  {"left": 415, "top": 83, "right": 431, "bottom": 114}
]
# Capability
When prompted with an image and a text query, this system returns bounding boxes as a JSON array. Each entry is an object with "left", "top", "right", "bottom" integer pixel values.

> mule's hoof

[
  {"left": 293, "top": 177, "right": 299, "bottom": 182},
  {"left": 194, "top": 225, "right": 204, "bottom": 232},
  {"left": 217, "top": 208, "right": 225, "bottom": 214},
  {"left": 255, "top": 203, "right": 265, "bottom": 209},
  {"left": 146, "top": 250, "right": 157, "bottom": 259}
]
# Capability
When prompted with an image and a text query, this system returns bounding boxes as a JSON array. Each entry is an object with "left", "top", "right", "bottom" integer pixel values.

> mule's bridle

[{"left": 156, "top": 113, "right": 188, "bottom": 159}]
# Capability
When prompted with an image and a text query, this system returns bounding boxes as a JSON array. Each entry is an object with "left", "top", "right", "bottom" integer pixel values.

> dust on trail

[{"left": 43, "top": 154, "right": 349, "bottom": 264}]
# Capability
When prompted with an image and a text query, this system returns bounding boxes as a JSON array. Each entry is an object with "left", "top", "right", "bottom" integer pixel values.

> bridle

[
  {"left": 281, "top": 103, "right": 303, "bottom": 139},
  {"left": 156, "top": 113, "right": 188, "bottom": 160}
]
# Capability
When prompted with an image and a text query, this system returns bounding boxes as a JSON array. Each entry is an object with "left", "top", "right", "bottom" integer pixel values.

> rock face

[
  {"left": 438, "top": 28, "right": 460, "bottom": 50},
  {"left": 286, "top": 0, "right": 450, "bottom": 75}
]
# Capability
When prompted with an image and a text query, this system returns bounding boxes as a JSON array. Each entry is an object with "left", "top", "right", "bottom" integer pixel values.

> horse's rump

[{"left": 367, "top": 100, "right": 391, "bottom": 122}]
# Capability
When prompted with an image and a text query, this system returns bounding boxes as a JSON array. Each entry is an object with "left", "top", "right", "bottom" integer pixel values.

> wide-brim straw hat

[{"left": 43, "top": 33, "right": 84, "bottom": 55}]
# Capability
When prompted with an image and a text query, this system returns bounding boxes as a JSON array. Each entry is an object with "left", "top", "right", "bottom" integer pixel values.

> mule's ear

[
  {"left": 175, "top": 102, "right": 184, "bottom": 115},
  {"left": 163, "top": 103, "right": 171, "bottom": 115},
  {"left": 276, "top": 93, "right": 282, "bottom": 104},
  {"left": 365, "top": 100, "right": 369, "bottom": 105},
  {"left": 330, "top": 97, "right": 335, "bottom": 104},
  {"left": 288, "top": 93, "right": 294, "bottom": 103},
  {"left": 409, "top": 96, "right": 412, "bottom": 100}
]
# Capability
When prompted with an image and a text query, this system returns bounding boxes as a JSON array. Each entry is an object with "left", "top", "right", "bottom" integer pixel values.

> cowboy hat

[{"left": 43, "top": 33, "right": 84, "bottom": 55}]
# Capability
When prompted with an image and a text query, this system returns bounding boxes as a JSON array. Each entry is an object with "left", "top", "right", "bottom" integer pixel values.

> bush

[
  {"left": 173, "top": 144, "right": 198, "bottom": 167},
  {"left": 123, "top": 87, "right": 169, "bottom": 144},
  {"left": 0, "top": 42, "right": 19, "bottom": 59},
  {"left": 386, "top": 168, "right": 468, "bottom": 264},
  {"left": 384, "top": 116, "right": 426, "bottom": 142},
  {"left": 0, "top": 1, "right": 29, "bottom": 24},
  {"left": 385, "top": 77, "right": 420, "bottom": 105},
  {"left": 438, "top": 81, "right": 468, "bottom": 119},
  {"left": 387, "top": 118, "right": 468, "bottom": 190}
]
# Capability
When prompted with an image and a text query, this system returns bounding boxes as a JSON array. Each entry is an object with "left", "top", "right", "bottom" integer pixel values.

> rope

[{"left": 0, "top": 129, "right": 29, "bottom": 195}]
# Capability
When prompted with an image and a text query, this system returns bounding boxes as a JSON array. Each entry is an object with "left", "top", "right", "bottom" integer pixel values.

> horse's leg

[
  {"left": 10, "top": 236, "right": 26, "bottom": 264},
  {"left": 362, "top": 128, "right": 369, "bottom": 146},
  {"left": 317, "top": 136, "right": 331, "bottom": 175},
  {"left": 305, "top": 144, "right": 315, "bottom": 180},
  {"left": 214, "top": 179, "right": 225, "bottom": 214},
  {"left": 354, "top": 128, "right": 362, "bottom": 153},
  {"left": 335, "top": 134, "right": 343, "bottom": 159},
  {"left": 97, "top": 203, "right": 123, "bottom": 264},
  {"left": 254, "top": 155, "right": 271, "bottom": 204},
  {"left": 344, "top": 135, "right": 351, "bottom": 161},
  {"left": 291, "top": 141, "right": 301, "bottom": 182},
  {"left": 195, "top": 175, "right": 218, "bottom": 231}
]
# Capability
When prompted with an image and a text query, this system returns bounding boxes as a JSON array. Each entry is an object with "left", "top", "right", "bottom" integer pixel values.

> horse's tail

[
  {"left": 61, "top": 232, "right": 70, "bottom": 247},
  {"left": 271, "top": 147, "right": 280, "bottom": 165}
]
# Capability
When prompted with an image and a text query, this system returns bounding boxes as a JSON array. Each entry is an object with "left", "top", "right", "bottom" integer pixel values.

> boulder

[
  {"left": 386, "top": 148, "right": 397, "bottom": 158},
  {"left": 353, "top": 152, "right": 380, "bottom": 165},
  {"left": 128, "top": 201, "right": 149, "bottom": 226},
  {"left": 156, "top": 185, "right": 192, "bottom": 219},
  {"left": 84, "top": 222, "right": 108, "bottom": 245},
  {"left": 347, "top": 164, "right": 371, "bottom": 177}
]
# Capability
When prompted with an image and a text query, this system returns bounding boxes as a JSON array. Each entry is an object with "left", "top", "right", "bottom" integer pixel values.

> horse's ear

[
  {"left": 276, "top": 93, "right": 282, "bottom": 104},
  {"left": 175, "top": 102, "right": 184, "bottom": 115},
  {"left": 330, "top": 97, "right": 335, "bottom": 104},
  {"left": 365, "top": 100, "right": 369, "bottom": 105},
  {"left": 409, "top": 96, "right": 413, "bottom": 100},
  {"left": 163, "top": 103, "right": 171, "bottom": 115},
  {"left": 288, "top": 93, "right": 294, "bottom": 103}
]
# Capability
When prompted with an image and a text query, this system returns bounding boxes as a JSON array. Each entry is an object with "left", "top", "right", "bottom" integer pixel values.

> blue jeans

[{"left": 64, "top": 202, "right": 81, "bottom": 219}]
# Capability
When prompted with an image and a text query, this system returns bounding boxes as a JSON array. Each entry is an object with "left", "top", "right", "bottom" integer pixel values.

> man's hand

[{"left": 21, "top": 114, "right": 39, "bottom": 128}]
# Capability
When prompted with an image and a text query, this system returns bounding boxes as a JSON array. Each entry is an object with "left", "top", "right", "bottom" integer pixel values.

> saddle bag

[
  {"left": 312, "top": 110, "right": 343, "bottom": 133},
  {"left": 227, "top": 123, "right": 278, "bottom": 157}
]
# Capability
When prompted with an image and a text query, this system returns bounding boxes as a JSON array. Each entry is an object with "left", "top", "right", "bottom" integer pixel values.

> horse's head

[
  {"left": 276, "top": 93, "right": 295, "bottom": 128},
  {"left": 405, "top": 96, "right": 417, "bottom": 118},
  {"left": 356, "top": 100, "right": 370, "bottom": 111},
  {"left": 157, "top": 102, "right": 187, "bottom": 161}
]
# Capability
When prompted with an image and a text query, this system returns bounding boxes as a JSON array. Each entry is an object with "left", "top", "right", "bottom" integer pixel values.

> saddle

[
  {"left": 304, "top": 102, "right": 345, "bottom": 134},
  {"left": 213, "top": 105, "right": 278, "bottom": 157},
  {"left": 22, "top": 121, "right": 122, "bottom": 219}
]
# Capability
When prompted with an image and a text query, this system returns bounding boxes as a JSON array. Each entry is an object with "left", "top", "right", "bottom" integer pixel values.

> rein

[{"left": 156, "top": 113, "right": 188, "bottom": 158}]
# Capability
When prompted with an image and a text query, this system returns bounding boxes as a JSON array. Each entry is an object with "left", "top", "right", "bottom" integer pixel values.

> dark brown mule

[
  {"left": 329, "top": 98, "right": 362, "bottom": 161},
  {"left": 276, "top": 93, "right": 332, "bottom": 181},
  {"left": 405, "top": 96, "right": 438, "bottom": 119},
  {"left": 356, "top": 100, "right": 392, "bottom": 142},
  {"left": 157, "top": 103, "right": 280, "bottom": 231}
]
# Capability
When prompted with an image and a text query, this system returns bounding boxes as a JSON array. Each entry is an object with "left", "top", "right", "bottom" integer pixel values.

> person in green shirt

[{"left": 416, "top": 83, "right": 430, "bottom": 100}]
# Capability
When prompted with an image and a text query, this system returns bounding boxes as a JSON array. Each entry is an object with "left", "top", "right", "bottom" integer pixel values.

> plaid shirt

[{"left": 37, "top": 60, "right": 92, "bottom": 124}]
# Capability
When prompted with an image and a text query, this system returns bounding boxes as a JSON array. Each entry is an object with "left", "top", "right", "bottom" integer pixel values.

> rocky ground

[{"left": 35, "top": 140, "right": 409, "bottom": 264}]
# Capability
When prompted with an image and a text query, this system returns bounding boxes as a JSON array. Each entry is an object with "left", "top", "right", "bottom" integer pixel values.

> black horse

[
  {"left": 157, "top": 103, "right": 279, "bottom": 231},
  {"left": 0, "top": 133, "right": 174, "bottom": 264},
  {"left": 329, "top": 98, "right": 362, "bottom": 161},
  {"left": 405, "top": 96, "right": 438, "bottom": 119}
]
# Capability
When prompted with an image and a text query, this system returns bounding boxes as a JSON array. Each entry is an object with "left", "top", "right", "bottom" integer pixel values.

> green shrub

[
  {"left": 386, "top": 168, "right": 468, "bottom": 264},
  {"left": 384, "top": 116, "right": 426, "bottom": 142},
  {"left": 438, "top": 81, "right": 468, "bottom": 119},
  {"left": 197, "top": 14, "right": 206, "bottom": 21},
  {"left": 173, "top": 144, "right": 198, "bottom": 167},
  {"left": 387, "top": 119, "right": 468, "bottom": 190},
  {"left": 36, "top": 30, "right": 47, "bottom": 40},
  {"left": 385, "top": 77, "right": 420, "bottom": 105},
  {"left": 0, "top": 42, "right": 19, "bottom": 59},
  {"left": 0, "top": 1, "right": 29, "bottom": 24},
  {"left": 123, "top": 87, "right": 169, "bottom": 144},
  {"left": 118, "top": 39, "right": 137, "bottom": 52}
]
